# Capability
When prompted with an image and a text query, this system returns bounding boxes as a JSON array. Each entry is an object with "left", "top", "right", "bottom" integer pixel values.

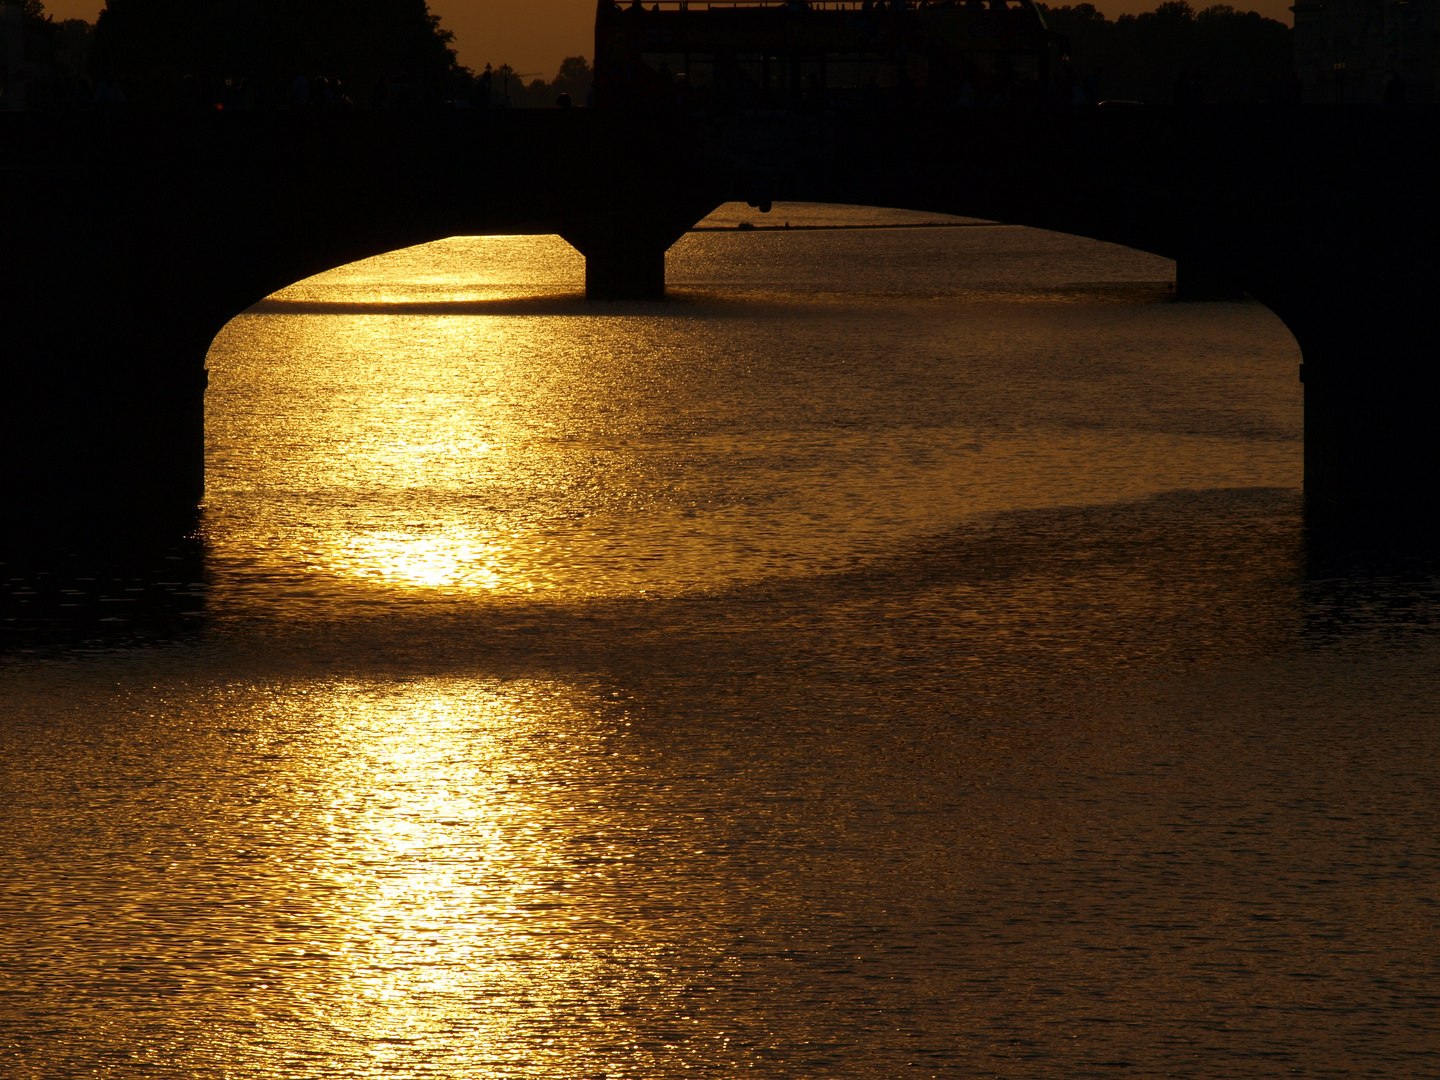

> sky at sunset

[{"left": 44, "top": 0, "right": 1295, "bottom": 80}]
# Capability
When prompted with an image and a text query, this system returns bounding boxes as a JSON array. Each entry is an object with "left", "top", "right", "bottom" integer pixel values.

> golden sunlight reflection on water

[
  {"left": 7, "top": 210, "right": 1438, "bottom": 1080},
  {"left": 279, "top": 681, "right": 583, "bottom": 1069},
  {"left": 330, "top": 527, "right": 511, "bottom": 590},
  {"left": 205, "top": 212, "right": 1300, "bottom": 613},
  {"left": 38, "top": 674, "right": 694, "bottom": 1077}
]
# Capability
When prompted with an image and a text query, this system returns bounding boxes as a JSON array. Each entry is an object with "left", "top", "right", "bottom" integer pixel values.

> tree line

[
  {"left": 9, "top": 0, "right": 594, "bottom": 109},
  {"left": 477, "top": 57, "right": 594, "bottom": 108},
  {"left": 90, "top": 0, "right": 465, "bottom": 107},
  {"left": 8, "top": 0, "right": 94, "bottom": 87},
  {"left": 9, "top": 0, "right": 1287, "bottom": 109},
  {"left": 1040, "top": 1, "right": 1294, "bottom": 104}
]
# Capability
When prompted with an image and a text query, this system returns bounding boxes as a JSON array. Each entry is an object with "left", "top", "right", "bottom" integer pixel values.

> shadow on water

[
  {"left": 246, "top": 292, "right": 852, "bottom": 322},
  {"left": 248, "top": 295, "right": 597, "bottom": 317},
  {"left": 5, "top": 490, "right": 1437, "bottom": 665},
  {"left": 305, "top": 489, "right": 1434, "bottom": 681},
  {"left": 0, "top": 525, "right": 208, "bottom": 657},
  {"left": 184, "top": 488, "right": 1317, "bottom": 687},
  {"left": 1301, "top": 504, "right": 1440, "bottom": 640},
  {"left": 247, "top": 283, "right": 1175, "bottom": 320},
  {"left": 247, "top": 292, "right": 820, "bottom": 319}
]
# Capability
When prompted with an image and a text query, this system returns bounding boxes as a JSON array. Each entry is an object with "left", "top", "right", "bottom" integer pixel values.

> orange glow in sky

[{"left": 44, "top": 0, "right": 1294, "bottom": 80}]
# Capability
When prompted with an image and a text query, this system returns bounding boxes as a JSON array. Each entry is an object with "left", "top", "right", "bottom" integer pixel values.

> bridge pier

[
  {"left": 561, "top": 210, "right": 708, "bottom": 301},
  {"left": 1291, "top": 302, "right": 1440, "bottom": 527},
  {"left": 583, "top": 240, "right": 668, "bottom": 301},
  {"left": 3, "top": 333, "right": 209, "bottom": 540}
]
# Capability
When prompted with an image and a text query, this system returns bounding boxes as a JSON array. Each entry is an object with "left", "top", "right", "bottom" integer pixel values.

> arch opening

[{"left": 198, "top": 213, "right": 1303, "bottom": 603}]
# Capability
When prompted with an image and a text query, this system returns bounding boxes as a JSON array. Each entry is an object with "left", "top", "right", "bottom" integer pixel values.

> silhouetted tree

[
  {"left": 1040, "top": 0, "right": 1291, "bottom": 102},
  {"left": 482, "top": 55, "right": 593, "bottom": 108},
  {"left": 90, "top": 0, "right": 466, "bottom": 107},
  {"left": 550, "top": 55, "right": 592, "bottom": 101},
  {"left": 51, "top": 16, "right": 92, "bottom": 79},
  {"left": 6, "top": 0, "right": 94, "bottom": 106}
]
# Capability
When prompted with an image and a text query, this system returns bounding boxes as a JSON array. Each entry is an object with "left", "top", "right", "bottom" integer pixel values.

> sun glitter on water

[{"left": 324, "top": 528, "right": 518, "bottom": 591}]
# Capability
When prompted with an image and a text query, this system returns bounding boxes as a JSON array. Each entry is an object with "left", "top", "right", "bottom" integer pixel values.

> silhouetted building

[{"left": 1293, "top": 0, "right": 1439, "bottom": 100}]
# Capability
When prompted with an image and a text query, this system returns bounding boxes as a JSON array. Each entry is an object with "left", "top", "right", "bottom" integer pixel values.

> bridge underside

[{"left": 3, "top": 108, "right": 1438, "bottom": 544}]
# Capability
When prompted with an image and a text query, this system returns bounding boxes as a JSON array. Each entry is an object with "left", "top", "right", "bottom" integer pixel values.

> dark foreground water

[{"left": 3, "top": 207, "right": 1438, "bottom": 1078}]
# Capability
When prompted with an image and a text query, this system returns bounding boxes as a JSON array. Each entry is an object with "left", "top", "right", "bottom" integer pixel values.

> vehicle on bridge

[{"left": 594, "top": 0, "right": 1066, "bottom": 109}]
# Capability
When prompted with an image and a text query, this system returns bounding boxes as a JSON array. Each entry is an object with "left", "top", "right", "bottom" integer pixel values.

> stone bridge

[{"left": 2, "top": 107, "right": 1435, "bottom": 538}]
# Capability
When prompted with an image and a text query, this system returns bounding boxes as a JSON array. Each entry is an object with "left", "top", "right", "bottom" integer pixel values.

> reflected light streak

[
  {"left": 210, "top": 677, "right": 650, "bottom": 1075},
  {"left": 327, "top": 528, "right": 513, "bottom": 591}
]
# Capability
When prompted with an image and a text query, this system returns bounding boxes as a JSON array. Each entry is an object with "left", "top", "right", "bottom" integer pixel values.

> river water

[{"left": 2, "top": 206, "right": 1438, "bottom": 1078}]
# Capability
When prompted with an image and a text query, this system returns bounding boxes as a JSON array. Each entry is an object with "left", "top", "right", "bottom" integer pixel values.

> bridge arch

[
  {"left": 201, "top": 219, "right": 1303, "bottom": 595},
  {"left": 5, "top": 108, "right": 1439, "bottom": 535}
]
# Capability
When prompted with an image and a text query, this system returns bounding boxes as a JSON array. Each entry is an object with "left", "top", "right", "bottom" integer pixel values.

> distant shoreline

[{"left": 691, "top": 221, "right": 1004, "bottom": 232}]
